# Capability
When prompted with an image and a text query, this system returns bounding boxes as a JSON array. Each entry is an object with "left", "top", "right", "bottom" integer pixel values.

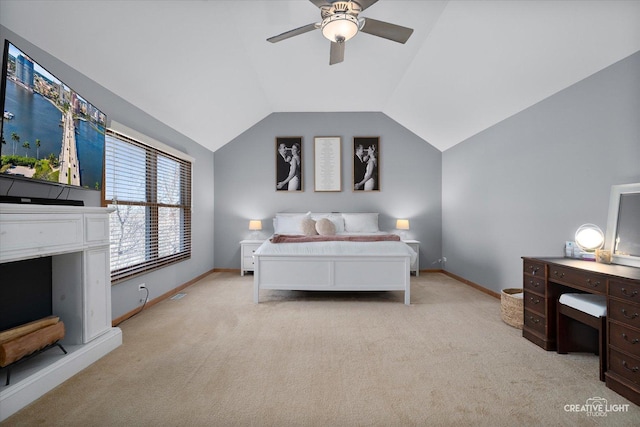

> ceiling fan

[{"left": 267, "top": 0, "right": 414, "bottom": 65}]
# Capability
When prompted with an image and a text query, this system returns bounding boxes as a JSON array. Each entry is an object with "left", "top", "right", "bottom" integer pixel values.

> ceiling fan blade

[
  {"left": 308, "top": 0, "right": 331, "bottom": 8},
  {"left": 360, "top": 17, "right": 413, "bottom": 44},
  {"left": 267, "top": 23, "right": 318, "bottom": 43},
  {"left": 309, "top": 0, "right": 379, "bottom": 11},
  {"left": 329, "top": 41, "right": 345, "bottom": 65},
  {"left": 354, "top": 0, "right": 380, "bottom": 11}
]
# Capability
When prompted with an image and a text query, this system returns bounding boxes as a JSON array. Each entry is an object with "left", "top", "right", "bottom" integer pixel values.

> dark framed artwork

[
  {"left": 353, "top": 137, "right": 379, "bottom": 191},
  {"left": 275, "top": 137, "right": 303, "bottom": 192},
  {"left": 314, "top": 136, "right": 341, "bottom": 192}
]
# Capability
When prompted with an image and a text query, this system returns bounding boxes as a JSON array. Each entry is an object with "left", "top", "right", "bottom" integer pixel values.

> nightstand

[
  {"left": 403, "top": 240, "right": 420, "bottom": 276},
  {"left": 240, "top": 240, "right": 264, "bottom": 276}
]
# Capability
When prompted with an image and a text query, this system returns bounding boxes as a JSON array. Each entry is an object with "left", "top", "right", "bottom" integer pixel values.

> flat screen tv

[
  {"left": 605, "top": 182, "right": 640, "bottom": 269},
  {"left": 0, "top": 39, "right": 106, "bottom": 191}
]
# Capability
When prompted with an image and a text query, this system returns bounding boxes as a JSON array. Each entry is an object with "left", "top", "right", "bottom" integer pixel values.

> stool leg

[
  {"left": 557, "top": 305, "right": 568, "bottom": 354},
  {"left": 599, "top": 316, "right": 606, "bottom": 382}
]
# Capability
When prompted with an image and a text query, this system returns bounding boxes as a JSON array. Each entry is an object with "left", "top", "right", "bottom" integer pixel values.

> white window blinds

[{"left": 104, "top": 127, "right": 192, "bottom": 283}]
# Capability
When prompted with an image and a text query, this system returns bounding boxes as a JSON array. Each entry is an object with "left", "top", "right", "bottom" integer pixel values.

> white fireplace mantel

[{"left": 0, "top": 203, "right": 122, "bottom": 421}]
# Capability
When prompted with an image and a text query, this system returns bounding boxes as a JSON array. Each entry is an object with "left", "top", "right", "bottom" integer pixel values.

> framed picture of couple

[
  {"left": 275, "top": 137, "right": 303, "bottom": 192},
  {"left": 353, "top": 137, "right": 379, "bottom": 191}
]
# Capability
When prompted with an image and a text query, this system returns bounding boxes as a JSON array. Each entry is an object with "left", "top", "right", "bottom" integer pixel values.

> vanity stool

[{"left": 556, "top": 293, "right": 607, "bottom": 381}]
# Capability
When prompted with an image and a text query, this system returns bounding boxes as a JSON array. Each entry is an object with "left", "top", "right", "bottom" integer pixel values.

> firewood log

[
  {"left": 0, "top": 316, "right": 60, "bottom": 344},
  {"left": 0, "top": 321, "right": 65, "bottom": 367}
]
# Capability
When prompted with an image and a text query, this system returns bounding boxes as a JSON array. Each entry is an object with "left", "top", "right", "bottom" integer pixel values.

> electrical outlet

[{"left": 138, "top": 284, "right": 146, "bottom": 291}]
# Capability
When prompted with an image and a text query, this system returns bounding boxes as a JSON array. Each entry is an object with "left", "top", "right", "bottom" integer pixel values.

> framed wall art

[
  {"left": 353, "top": 137, "right": 379, "bottom": 191},
  {"left": 275, "top": 137, "right": 303, "bottom": 192},
  {"left": 314, "top": 136, "right": 341, "bottom": 192}
]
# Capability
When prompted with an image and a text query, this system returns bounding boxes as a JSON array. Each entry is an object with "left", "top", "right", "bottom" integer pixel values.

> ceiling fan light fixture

[{"left": 321, "top": 13, "right": 359, "bottom": 43}]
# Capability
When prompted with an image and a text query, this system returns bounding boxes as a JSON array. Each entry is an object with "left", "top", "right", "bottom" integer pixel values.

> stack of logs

[{"left": 0, "top": 316, "right": 65, "bottom": 371}]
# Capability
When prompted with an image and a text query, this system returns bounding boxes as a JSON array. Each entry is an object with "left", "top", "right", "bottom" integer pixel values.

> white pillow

[
  {"left": 274, "top": 213, "right": 309, "bottom": 234},
  {"left": 342, "top": 213, "right": 379, "bottom": 233}
]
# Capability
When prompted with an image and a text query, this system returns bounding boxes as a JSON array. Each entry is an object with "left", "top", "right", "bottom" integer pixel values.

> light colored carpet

[{"left": 3, "top": 272, "right": 639, "bottom": 426}]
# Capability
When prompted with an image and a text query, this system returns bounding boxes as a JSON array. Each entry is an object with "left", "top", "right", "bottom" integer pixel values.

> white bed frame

[{"left": 253, "top": 253, "right": 411, "bottom": 305}]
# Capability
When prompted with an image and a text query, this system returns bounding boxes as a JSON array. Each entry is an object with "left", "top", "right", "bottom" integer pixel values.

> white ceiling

[{"left": 1, "top": 0, "right": 639, "bottom": 152}]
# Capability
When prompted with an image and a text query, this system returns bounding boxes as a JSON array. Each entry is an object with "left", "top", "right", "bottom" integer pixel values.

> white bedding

[
  {"left": 255, "top": 234, "right": 417, "bottom": 265},
  {"left": 253, "top": 213, "right": 414, "bottom": 304}
]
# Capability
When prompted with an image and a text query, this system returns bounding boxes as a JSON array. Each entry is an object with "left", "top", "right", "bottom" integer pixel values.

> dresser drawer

[
  {"left": 609, "top": 299, "right": 640, "bottom": 329},
  {"left": 523, "top": 259, "right": 544, "bottom": 277},
  {"left": 524, "top": 310, "right": 546, "bottom": 335},
  {"left": 608, "top": 348, "right": 640, "bottom": 386},
  {"left": 548, "top": 265, "right": 605, "bottom": 294},
  {"left": 523, "top": 275, "right": 545, "bottom": 293},
  {"left": 609, "top": 280, "right": 640, "bottom": 304},
  {"left": 609, "top": 322, "right": 640, "bottom": 356},
  {"left": 524, "top": 293, "right": 545, "bottom": 316}
]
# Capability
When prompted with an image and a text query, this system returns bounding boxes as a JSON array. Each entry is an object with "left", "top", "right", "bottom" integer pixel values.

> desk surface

[{"left": 529, "top": 257, "right": 640, "bottom": 281}]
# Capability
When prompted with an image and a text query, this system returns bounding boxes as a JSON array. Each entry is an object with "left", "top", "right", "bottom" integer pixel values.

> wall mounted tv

[{"left": 0, "top": 39, "right": 106, "bottom": 191}]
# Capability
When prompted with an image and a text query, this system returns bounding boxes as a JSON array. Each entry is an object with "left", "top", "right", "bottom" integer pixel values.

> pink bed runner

[{"left": 270, "top": 234, "right": 401, "bottom": 243}]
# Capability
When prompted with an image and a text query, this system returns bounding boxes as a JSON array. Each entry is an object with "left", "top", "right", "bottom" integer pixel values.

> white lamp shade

[
  {"left": 249, "top": 220, "right": 262, "bottom": 231},
  {"left": 321, "top": 13, "right": 359, "bottom": 42},
  {"left": 396, "top": 219, "right": 410, "bottom": 230},
  {"left": 575, "top": 223, "right": 604, "bottom": 251}
]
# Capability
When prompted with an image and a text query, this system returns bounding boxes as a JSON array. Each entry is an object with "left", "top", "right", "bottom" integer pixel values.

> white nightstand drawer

[{"left": 242, "top": 255, "right": 256, "bottom": 269}]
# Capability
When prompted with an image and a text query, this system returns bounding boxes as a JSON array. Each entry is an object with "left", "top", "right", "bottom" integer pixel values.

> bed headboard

[{"left": 273, "top": 212, "right": 380, "bottom": 235}]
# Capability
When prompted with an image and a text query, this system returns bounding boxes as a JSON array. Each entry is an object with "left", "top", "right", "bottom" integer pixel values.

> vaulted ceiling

[{"left": 1, "top": 0, "right": 639, "bottom": 152}]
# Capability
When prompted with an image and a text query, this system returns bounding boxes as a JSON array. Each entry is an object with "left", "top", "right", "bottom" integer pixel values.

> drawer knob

[
  {"left": 529, "top": 280, "right": 539, "bottom": 288},
  {"left": 622, "top": 333, "right": 640, "bottom": 345},
  {"left": 529, "top": 297, "right": 540, "bottom": 305},
  {"left": 527, "top": 316, "right": 540, "bottom": 324},
  {"left": 621, "top": 288, "right": 639, "bottom": 298},
  {"left": 622, "top": 360, "right": 639, "bottom": 373},
  {"left": 552, "top": 270, "right": 565, "bottom": 279},
  {"left": 586, "top": 278, "right": 601, "bottom": 288},
  {"left": 528, "top": 265, "right": 540, "bottom": 275},
  {"left": 621, "top": 309, "right": 639, "bottom": 320}
]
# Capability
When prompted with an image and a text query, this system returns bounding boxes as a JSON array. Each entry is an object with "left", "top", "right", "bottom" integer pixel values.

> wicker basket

[{"left": 501, "top": 288, "right": 524, "bottom": 329}]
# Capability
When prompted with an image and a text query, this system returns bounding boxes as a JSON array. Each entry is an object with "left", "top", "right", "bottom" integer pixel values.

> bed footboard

[{"left": 253, "top": 255, "right": 411, "bottom": 305}]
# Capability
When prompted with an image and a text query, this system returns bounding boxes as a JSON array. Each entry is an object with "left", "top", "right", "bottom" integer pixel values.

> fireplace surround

[{"left": 0, "top": 203, "right": 122, "bottom": 421}]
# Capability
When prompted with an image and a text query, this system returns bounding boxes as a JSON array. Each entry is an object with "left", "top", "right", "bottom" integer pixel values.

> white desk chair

[{"left": 556, "top": 293, "right": 607, "bottom": 381}]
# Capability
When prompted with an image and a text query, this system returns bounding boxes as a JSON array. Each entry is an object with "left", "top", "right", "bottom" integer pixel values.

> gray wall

[
  {"left": 442, "top": 51, "right": 640, "bottom": 294},
  {"left": 0, "top": 26, "right": 216, "bottom": 320},
  {"left": 214, "top": 112, "right": 442, "bottom": 271}
]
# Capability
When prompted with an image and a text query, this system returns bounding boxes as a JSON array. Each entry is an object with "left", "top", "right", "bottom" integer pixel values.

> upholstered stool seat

[{"left": 557, "top": 293, "right": 607, "bottom": 381}]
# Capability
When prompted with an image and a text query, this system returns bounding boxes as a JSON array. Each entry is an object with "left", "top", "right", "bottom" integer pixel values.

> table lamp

[
  {"left": 249, "top": 220, "right": 262, "bottom": 239},
  {"left": 396, "top": 219, "right": 409, "bottom": 240}
]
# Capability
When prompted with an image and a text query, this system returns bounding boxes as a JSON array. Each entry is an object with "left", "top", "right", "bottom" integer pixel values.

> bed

[{"left": 253, "top": 213, "right": 417, "bottom": 305}]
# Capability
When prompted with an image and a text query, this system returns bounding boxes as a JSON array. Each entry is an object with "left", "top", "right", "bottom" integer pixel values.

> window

[{"left": 104, "top": 128, "right": 192, "bottom": 283}]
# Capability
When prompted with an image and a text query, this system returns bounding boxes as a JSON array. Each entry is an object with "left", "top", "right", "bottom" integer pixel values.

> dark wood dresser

[{"left": 522, "top": 257, "right": 640, "bottom": 405}]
